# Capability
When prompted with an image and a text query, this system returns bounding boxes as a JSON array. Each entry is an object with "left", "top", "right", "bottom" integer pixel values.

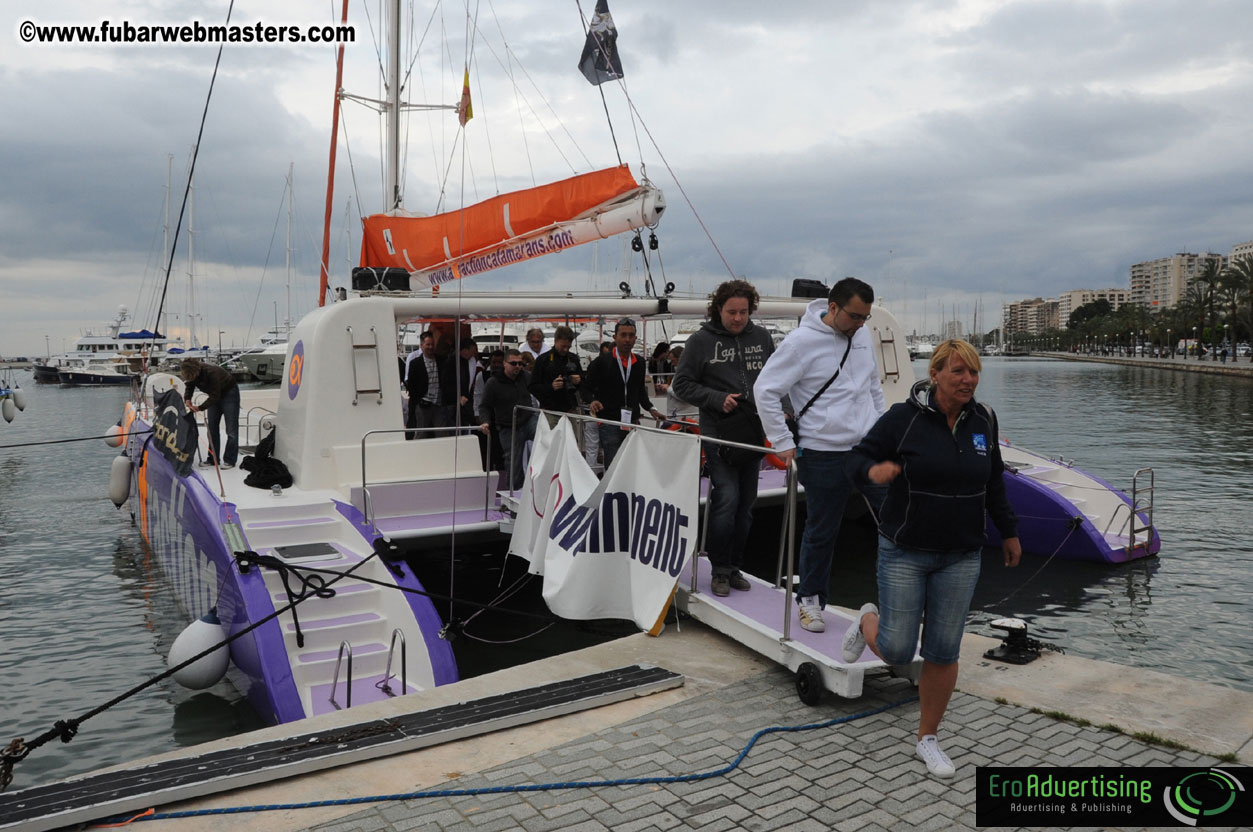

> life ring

[{"left": 763, "top": 438, "right": 787, "bottom": 470}]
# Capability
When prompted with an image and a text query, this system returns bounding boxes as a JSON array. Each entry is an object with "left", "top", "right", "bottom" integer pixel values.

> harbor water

[{"left": 0, "top": 357, "right": 1250, "bottom": 791}]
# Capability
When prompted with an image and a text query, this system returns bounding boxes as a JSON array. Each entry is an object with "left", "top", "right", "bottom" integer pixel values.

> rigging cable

[{"left": 147, "top": 1, "right": 238, "bottom": 343}]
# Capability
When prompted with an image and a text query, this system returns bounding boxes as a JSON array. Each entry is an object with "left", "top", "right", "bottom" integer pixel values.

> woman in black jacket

[{"left": 842, "top": 339, "right": 1021, "bottom": 780}]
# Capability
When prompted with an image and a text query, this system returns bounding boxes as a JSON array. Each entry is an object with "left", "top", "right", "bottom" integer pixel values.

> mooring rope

[{"left": 0, "top": 429, "right": 153, "bottom": 450}]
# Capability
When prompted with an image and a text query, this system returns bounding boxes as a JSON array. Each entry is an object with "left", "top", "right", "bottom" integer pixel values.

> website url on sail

[{"left": 17, "top": 19, "right": 356, "bottom": 46}]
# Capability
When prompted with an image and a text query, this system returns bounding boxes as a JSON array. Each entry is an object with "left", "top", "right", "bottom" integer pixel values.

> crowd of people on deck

[{"left": 384, "top": 277, "right": 1020, "bottom": 782}]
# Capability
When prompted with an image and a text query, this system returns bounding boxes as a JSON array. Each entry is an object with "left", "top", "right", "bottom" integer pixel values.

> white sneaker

[
  {"left": 916, "top": 735, "right": 956, "bottom": 778},
  {"left": 797, "top": 596, "right": 825, "bottom": 632},
  {"left": 841, "top": 602, "right": 877, "bottom": 663}
]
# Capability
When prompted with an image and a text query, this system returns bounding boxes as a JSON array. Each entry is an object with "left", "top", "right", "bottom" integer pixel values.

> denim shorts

[{"left": 875, "top": 534, "right": 981, "bottom": 665}]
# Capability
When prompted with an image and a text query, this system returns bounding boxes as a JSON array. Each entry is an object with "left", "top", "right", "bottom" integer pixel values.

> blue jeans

[
  {"left": 206, "top": 386, "right": 240, "bottom": 466},
  {"left": 875, "top": 534, "right": 981, "bottom": 665},
  {"left": 498, "top": 415, "right": 536, "bottom": 490},
  {"left": 598, "top": 423, "right": 630, "bottom": 470},
  {"left": 704, "top": 448, "right": 760, "bottom": 576},
  {"left": 795, "top": 449, "right": 885, "bottom": 606}
]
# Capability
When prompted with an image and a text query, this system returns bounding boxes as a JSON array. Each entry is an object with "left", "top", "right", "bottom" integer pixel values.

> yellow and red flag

[{"left": 457, "top": 67, "right": 473, "bottom": 126}]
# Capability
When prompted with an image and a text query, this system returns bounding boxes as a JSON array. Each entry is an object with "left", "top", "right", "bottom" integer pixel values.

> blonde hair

[{"left": 929, "top": 339, "right": 981, "bottom": 377}]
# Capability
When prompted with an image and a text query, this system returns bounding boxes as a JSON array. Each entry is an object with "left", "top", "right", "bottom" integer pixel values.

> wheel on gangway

[{"left": 795, "top": 662, "right": 824, "bottom": 706}]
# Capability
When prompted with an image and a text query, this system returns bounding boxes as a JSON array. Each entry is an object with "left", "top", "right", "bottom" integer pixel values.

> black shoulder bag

[{"left": 785, "top": 335, "right": 854, "bottom": 448}]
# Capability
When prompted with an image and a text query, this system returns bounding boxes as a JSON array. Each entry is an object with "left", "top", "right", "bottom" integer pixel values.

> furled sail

[{"left": 359, "top": 165, "right": 664, "bottom": 289}]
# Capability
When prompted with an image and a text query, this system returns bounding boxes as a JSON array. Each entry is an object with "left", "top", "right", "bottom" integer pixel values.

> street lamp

[
  {"left": 1166, "top": 328, "right": 1171, "bottom": 360},
  {"left": 218, "top": 330, "right": 225, "bottom": 355},
  {"left": 1224, "top": 324, "right": 1230, "bottom": 363},
  {"left": 44, "top": 334, "right": 50, "bottom": 361},
  {"left": 1193, "top": 326, "right": 1198, "bottom": 360}
]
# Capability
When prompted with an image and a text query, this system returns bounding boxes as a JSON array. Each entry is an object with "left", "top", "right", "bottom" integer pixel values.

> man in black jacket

[
  {"left": 529, "top": 325, "right": 583, "bottom": 419},
  {"left": 479, "top": 349, "right": 536, "bottom": 489},
  {"left": 405, "top": 331, "right": 444, "bottom": 439},
  {"left": 586, "top": 318, "right": 664, "bottom": 469}
]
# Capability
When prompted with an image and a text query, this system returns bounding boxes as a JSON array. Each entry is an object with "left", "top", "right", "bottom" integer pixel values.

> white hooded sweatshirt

[{"left": 753, "top": 298, "right": 885, "bottom": 453}]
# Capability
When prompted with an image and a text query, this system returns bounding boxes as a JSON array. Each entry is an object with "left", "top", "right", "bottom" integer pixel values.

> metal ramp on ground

[{"left": 0, "top": 665, "right": 682, "bottom": 832}]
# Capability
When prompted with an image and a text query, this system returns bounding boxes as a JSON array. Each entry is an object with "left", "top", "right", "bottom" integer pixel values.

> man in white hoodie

[{"left": 754, "top": 278, "right": 885, "bottom": 633}]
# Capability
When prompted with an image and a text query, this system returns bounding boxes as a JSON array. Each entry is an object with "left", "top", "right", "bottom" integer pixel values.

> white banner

[{"left": 508, "top": 416, "right": 700, "bottom": 632}]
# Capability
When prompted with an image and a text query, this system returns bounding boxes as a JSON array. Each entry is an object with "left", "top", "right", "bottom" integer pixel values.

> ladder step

[{"left": 352, "top": 344, "right": 376, "bottom": 350}]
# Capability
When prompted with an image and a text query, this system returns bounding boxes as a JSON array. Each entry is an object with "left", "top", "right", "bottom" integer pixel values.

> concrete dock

[
  {"left": 1031, "top": 351, "right": 1253, "bottom": 378},
  {"left": 60, "top": 612, "right": 1251, "bottom": 832}
]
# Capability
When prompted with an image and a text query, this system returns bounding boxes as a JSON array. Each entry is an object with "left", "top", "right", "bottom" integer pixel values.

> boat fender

[
  {"left": 105, "top": 423, "right": 124, "bottom": 447},
  {"left": 108, "top": 455, "right": 132, "bottom": 507},
  {"left": 12, "top": 387, "right": 26, "bottom": 411},
  {"left": 1, "top": 397, "right": 14, "bottom": 423},
  {"left": 168, "top": 609, "right": 230, "bottom": 690}
]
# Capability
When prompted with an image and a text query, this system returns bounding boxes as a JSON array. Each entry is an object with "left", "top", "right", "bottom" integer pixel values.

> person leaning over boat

[
  {"left": 754, "top": 277, "right": 887, "bottom": 633},
  {"left": 585, "top": 317, "right": 664, "bottom": 470},
  {"left": 479, "top": 348, "right": 537, "bottom": 490},
  {"left": 841, "top": 339, "right": 1021, "bottom": 780},
  {"left": 671, "top": 279, "right": 774, "bottom": 597},
  {"left": 179, "top": 357, "right": 240, "bottom": 470}
]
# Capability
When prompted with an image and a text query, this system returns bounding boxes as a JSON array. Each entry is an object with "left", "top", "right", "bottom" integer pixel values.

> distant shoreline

[{"left": 1029, "top": 351, "right": 1253, "bottom": 378}]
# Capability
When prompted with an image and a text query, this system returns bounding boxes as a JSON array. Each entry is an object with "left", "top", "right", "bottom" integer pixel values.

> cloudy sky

[{"left": 2, "top": 0, "right": 1251, "bottom": 356}]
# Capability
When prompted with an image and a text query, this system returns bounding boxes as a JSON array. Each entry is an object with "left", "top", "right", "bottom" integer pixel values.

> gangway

[{"left": 673, "top": 438, "right": 922, "bottom": 703}]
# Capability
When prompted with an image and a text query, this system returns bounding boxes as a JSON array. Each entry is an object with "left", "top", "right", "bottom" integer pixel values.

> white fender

[
  {"left": 169, "top": 610, "right": 230, "bottom": 690},
  {"left": 1, "top": 397, "right": 14, "bottom": 423},
  {"left": 108, "top": 455, "right": 132, "bottom": 507},
  {"left": 12, "top": 387, "right": 26, "bottom": 411},
  {"left": 105, "top": 423, "right": 124, "bottom": 447}
]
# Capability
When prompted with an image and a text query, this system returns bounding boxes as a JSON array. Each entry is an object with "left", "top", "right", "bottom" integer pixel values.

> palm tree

[
  {"left": 1222, "top": 255, "right": 1253, "bottom": 361},
  {"left": 1188, "top": 258, "right": 1221, "bottom": 358}
]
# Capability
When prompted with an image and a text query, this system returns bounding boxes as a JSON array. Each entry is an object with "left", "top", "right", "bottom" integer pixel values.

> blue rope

[{"left": 105, "top": 695, "right": 917, "bottom": 823}]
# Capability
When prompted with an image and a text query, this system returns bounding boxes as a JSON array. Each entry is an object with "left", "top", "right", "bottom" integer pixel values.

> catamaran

[{"left": 105, "top": 0, "right": 1157, "bottom": 728}]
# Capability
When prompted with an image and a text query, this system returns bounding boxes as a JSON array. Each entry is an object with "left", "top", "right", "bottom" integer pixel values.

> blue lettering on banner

[
  {"left": 549, "top": 490, "right": 691, "bottom": 577},
  {"left": 972, "top": 433, "right": 988, "bottom": 454}
]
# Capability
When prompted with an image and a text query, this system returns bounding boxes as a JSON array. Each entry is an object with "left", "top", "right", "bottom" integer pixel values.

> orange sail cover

[{"left": 360, "top": 165, "right": 648, "bottom": 286}]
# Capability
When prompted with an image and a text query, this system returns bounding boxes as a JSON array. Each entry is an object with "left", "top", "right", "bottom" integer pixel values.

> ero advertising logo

[{"left": 976, "top": 766, "right": 1248, "bottom": 827}]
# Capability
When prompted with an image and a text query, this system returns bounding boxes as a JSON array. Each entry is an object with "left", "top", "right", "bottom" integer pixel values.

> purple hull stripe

[
  {"left": 681, "top": 557, "right": 879, "bottom": 664},
  {"left": 286, "top": 611, "right": 381, "bottom": 632}
]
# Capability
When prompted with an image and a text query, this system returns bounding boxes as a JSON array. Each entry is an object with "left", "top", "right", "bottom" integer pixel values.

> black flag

[
  {"left": 152, "top": 387, "right": 200, "bottom": 477},
  {"left": 578, "top": 0, "right": 624, "bottom": 86}
]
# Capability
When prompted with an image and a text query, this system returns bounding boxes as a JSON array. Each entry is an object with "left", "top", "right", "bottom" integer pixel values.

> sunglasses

[{"left": 507, "top": 360, "right": 524, "bottom": 366}]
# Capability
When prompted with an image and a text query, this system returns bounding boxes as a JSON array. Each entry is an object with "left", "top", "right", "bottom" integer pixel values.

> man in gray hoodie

[
  {"left": 755, "top": 277, "right": 886, "bottom": 633},
  {"left": 672, "top": 279, "right": 775, "bottom": 597}
]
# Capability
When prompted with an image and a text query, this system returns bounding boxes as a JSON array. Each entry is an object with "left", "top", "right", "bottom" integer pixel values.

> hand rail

[
  {"left": 330, "top": 640, "right": 353, "bottom": 710},
  {"left": 382, "top": 628, "right": 407, "bottom": 697}
]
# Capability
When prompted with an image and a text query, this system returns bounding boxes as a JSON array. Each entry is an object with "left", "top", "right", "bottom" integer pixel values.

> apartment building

[
  {"left": 1002, "top": 297, "right": 1059, "bottom": 337},
  {"left": 1056, "top": 288, "right": 1131, "bottom": 327},
  {"left": 1232, "top": 240, "right": 1253, "bottom": 262},
  {"left": 1128, "top": 252, "right": 1225, "bottom": 309}
]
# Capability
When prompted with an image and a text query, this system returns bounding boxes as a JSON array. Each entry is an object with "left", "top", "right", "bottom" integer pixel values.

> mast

[
  {"left": 385, "top": 0, "right": 402, "bottom": 212},
  {"left": 187, "top": 170, "right": 197, "bottom": 348},
  {"left": 286, "top": 163, "right": 293, "bottom": 329},
  {"left": 319, "top": 0, "right": 350, "bottom": 307}
]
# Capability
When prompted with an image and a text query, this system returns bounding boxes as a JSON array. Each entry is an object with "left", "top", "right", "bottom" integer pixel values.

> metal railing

[
  {"left": 381, "top": 628, "right": 407, "bottom": 697},
  {"left": 330, "top": 640, "right": 353, "bottom": 710}
]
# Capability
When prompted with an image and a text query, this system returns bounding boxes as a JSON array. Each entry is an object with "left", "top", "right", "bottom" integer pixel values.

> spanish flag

[{"left": 457, "top": 67, "right": 473, "bottom": 126}]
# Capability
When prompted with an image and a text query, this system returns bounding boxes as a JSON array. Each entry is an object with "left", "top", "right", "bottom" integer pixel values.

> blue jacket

[{"left": 850, "top": 381, "right": 1017, "bottom": 553}]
